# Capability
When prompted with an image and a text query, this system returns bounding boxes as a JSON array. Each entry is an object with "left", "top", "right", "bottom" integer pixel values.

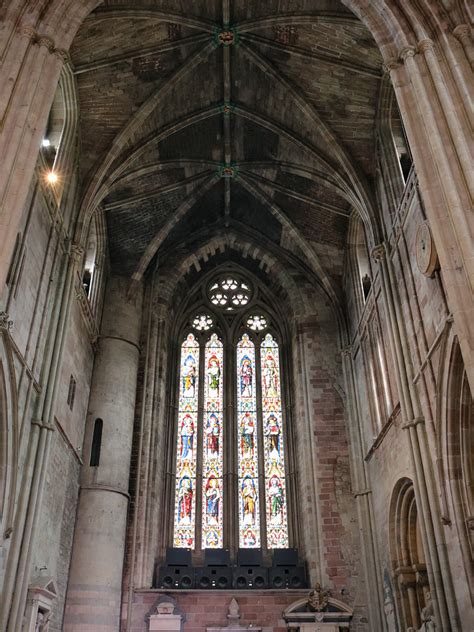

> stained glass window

[
  {"left": 237, "top": 333, "right": 261, "bottom": 548},
  {"left": 173, "top": 309, "right": 290, "bottom": 551},
  {"left": 202, "top": 333, "right": 224, "bottom": 548},
  {"left": 173, "top": 333, "right": 199, "bottom": 548},
  {"left": 261, "top": 333, "right": 289, "bottom": 548}
]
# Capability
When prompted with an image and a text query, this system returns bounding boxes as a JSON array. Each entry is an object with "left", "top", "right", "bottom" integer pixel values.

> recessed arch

[{"left": 438, "top": 334, "right": 474, "bottom": 598}]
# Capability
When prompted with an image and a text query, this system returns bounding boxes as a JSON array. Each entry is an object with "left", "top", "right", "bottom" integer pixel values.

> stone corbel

[
  {"left": 0, "top": 312, "right": 14, "bottom": 332},
  {"left": 371, "top": 243, "right": 385, "bottom": 263},
  {"left": 452, "top": 24, "right": 471, "bottom": 49}
]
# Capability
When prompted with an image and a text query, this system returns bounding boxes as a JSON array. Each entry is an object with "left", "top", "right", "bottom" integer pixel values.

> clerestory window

[{"left": 172, "top": 274, "right": 290, "bottom": 551}]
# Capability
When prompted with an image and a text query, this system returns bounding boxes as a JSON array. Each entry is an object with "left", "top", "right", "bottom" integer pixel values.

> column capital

[
  {"left": 399, "top": 46, "right": 417, "bottom": 62},
  {"left": 417, "top": 38, "right": 435, "bottom": 54},
  {"left": 452, "top": 24, "right": 471, "bottom": 41},
  {"left": 19, "top": 26, "right": 70, "bottom": 64},
  {"left": 371, "top": 243, "right": 386, "bottom": 263}
]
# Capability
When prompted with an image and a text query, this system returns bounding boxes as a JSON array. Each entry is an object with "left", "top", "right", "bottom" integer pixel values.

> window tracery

[
  {"left": 246, "top": 314, "right": 268, "bottom": 331},
  {"left": 207, "top": 275, "right": 252, "bottom": 311},
  {"left": 172, "top": 275, "right": 290, "bottom": 551},
  {"left": 192, "top": 314, "right": 214, "bottom": 331}
]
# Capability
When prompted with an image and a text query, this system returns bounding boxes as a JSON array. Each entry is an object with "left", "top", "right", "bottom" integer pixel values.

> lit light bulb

[
  {"left": 46, "top": 171, "right": 58, "bottom": 184},
  {"left": 42, "top": 138, "right": 51, "bottom": 147}
]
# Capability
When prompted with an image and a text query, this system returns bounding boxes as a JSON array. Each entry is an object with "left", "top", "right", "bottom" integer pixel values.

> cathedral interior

[{"left": 0, "top": 1, "right": 472, "bottom": 631}]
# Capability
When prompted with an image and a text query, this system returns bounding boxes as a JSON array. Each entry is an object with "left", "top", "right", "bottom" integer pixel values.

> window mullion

[
  {"left": 195, "top": 336, "right": 205, "bottom": 552},
  {"left": 225, "top": 340, "right": 236, "bottom": 554},
  {"left": 255, "top": 338, "right": 268, "bottom": 551}
]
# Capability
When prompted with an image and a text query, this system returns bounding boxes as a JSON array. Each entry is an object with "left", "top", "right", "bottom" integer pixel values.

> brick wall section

[
  {"left": 293, "top": 315, "right": 362, "bottom": 594},
  {"left": 129, "top": 590, "right": 305, "bottom": 632}
]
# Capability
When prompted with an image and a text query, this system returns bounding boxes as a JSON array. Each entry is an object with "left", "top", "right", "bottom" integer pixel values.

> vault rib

[
  {"left": 79, "top": 40, "right": 216, "bottom": 224},
  {"left": 238, "top": 12, "right": 359, "bottom": 32},
  {"left": 74, "top": 33, "right": 210, "bottom": 75},
  {"left": 222, "top": 0, "right": 232, "bottom": 226},
  {"left": 241, "top": 33, "right": 382, "bottom": 79},
  {"left": 233, "top": 104, "right": 361, "bottom": 211},
  {"left": 78, "top": 109, "right": 221, "bottom": 240},
  {"left": 103, "top": 171, "right": 215, "bottom": 211},
  {"left": 110, "top": 160, "right": 220, "bottom": 190},
  {"left": 238, "top": 172, "right": 341, "bottom": 312},
  {"left": 128, "top": 173, "right": 221, "bottom": 292},
  {"left": 240, "top": 169, "right": 350, "bottom": 219},
  {"left": 85, "top": 7, "right": 217, "bottom": 32},
  {"left": 239, "top": 41, "right": 376, "bottom": 225}
]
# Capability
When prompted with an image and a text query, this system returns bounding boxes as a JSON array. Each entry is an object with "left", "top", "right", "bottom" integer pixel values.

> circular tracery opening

[
  {"left": 208, "top": 275, "right": 252, "bottom": 311},
  {"left": 246, "top": 314, "right": 268, "bottom": 331},
  {"left": 192, "top": 314, "right": 214, "bottom": 331}
]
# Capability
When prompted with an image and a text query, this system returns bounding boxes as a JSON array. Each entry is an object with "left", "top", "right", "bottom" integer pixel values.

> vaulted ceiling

[{"left": 70, "top": 0, "right": 383, "bottom": 297}]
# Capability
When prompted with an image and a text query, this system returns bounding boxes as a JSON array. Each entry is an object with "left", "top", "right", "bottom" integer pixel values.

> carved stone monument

[
  {"left": 283, "top": 588, "right": 353, "bottom": 630},
  {"left": 206, "top": 598, "right": 262, "bottom": 632},
  {"left": 148, "top": 596, "right": 183, "bottom": 632},
  {"left": 23, "top": 576, "right": 57, "bottom": 632}
]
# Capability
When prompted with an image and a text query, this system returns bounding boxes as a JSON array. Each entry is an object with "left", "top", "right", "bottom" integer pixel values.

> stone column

[{"left": 64, "top": 276, "right": 142, "bottom": 631}]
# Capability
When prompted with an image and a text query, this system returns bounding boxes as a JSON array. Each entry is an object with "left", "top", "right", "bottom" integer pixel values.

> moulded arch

[
  {"left": 389, "top": 477, "right": 429, "bottom": 630},
  {"left": 437, "top": 331, "right": 474, "bottom": 598},
  {"left": 346, "top": 212, "right": 373, "bottom": 316},
  {"left": 153, "top": 231, "right": 320, "bottom": 322},
  {"left": 0, "top": 327, "right": 19, "bottom": 537}
]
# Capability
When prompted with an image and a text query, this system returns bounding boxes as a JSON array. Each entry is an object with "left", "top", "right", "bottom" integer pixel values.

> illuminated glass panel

[
  {"left": 193, "top": 313, "right": 214, "bottom": 331},
  {"left": 202, "top": 333, "right": 224, "bottom": 548},
  {"left": 173, "top": 333, "right": 199, "bottom": 548},
  {"left": 261, "top": 333, "right": 289, "bottom": 548},
  {"left": 237, "top": 333, "right": 260, "bottom": 547}
]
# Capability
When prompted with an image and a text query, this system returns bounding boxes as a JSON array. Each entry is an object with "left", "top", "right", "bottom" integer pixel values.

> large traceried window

[{"left": 172, "top": 274, "right": 290, "bottom": 551}]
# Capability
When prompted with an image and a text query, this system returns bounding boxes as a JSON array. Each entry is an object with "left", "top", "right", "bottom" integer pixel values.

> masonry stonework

[{"left": 0, "top": 2, "right": 472, "bottom": 632}]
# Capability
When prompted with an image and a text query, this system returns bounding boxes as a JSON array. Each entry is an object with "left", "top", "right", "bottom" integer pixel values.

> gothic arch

[
  {"left": 346, "top": 212, "right": 373, "bottom": 316},
  {"left": 438, "top": 333, "right": 474, "bottom": 599},
  {"left": 389, "top": 478, "right": 430, "bottom": 630},
  {"left": 0, "top": 324, "right": 19, "bottom": 539}
]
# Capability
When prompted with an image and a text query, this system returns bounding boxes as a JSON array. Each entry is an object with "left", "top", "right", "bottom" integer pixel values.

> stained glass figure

[
  {"left": 261, "top": 333, "right": 289, "bottom": 548},
  {"left": 174, "top": 333, "right": 199, "bottom": 548},
  {"left": 237, "top": 334, "right": 260, "bottom": 547},
  {"left": 202, "top": 333, "right": 224, "bottom": 548}
]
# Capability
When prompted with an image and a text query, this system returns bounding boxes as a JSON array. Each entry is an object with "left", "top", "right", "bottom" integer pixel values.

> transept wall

[{"left": 0, "top": 2, "right": 472, "bottom": 632}]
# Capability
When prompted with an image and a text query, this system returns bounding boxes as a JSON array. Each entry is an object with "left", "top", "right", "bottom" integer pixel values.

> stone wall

[
  {"left": 128, "top": 590, "right": 306, "bottom": 632},
  {"left": 0, "top": 169, "right": 102, "bottom": 631},
  {"left": 344, "top": 167, "right": 473, "bottom": 631}
]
